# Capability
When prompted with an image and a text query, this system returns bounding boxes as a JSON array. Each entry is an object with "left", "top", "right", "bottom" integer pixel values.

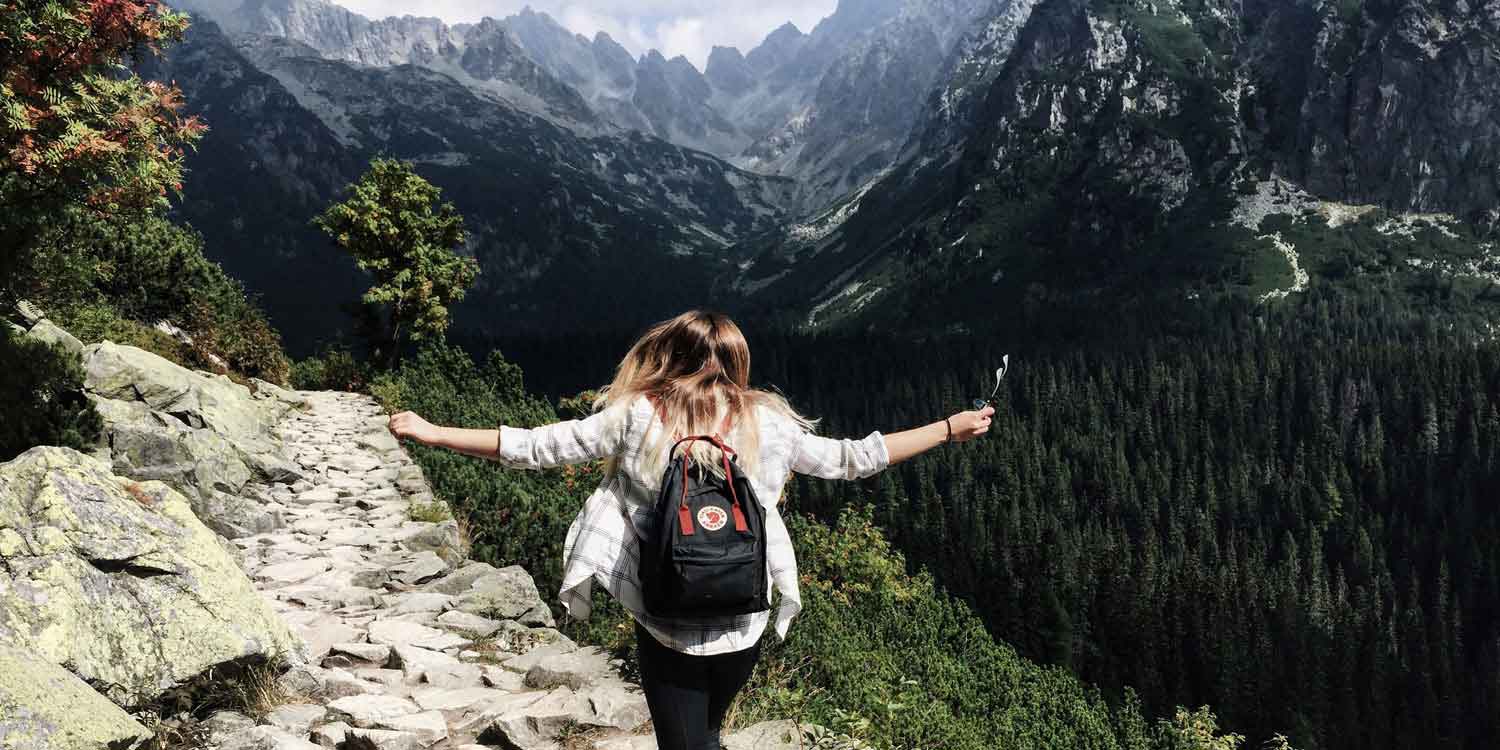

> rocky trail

[
  {"left": 0, "top": 321, "right": 805, "bottom": 749},
  {"left": 208, "top": 391, "right": 799, "bottom": 750}
]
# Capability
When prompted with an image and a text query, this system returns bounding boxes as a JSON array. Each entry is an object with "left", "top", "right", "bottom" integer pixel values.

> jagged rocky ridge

[
  {"left": 141, "top": 20, "right": 797, "bottom": 351},
  {"left": 168, "top": 0, "right": 1009, "bottom": 213},
  {"left": 0, "top": 311, "right": 809, "bottom": 749},
  {"left": 731, "top": 0, "right": 1500, "bottom": 330},
  {"left": 150, "top": 0, "right": 1500, "bottom": 340}
]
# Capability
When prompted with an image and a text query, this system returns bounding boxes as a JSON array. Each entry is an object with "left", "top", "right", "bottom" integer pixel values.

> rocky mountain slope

[
  {"left": 730, "top": 0, "right": 1500, "bottom": 332},
  {"left": 0, "top": 309, "right": 807, "bottom": 749},
  {"left": 147, "top": 0, "right": 1500, "bottom": 344},
  {"left": 168, "top": 0, "right": 1014, "bottom": 214},
  {"left": 142, "top": 20, "right": 796, "bottom": 352}
]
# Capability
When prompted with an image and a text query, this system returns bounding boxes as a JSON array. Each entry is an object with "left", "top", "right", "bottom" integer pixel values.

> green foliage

[
  {"left": 804, "top": 720, "right": 878, "bottom": 749},
  {"left": 1, "top": 0, "right": 204, "bottom": 290},
  {"left": 91, "top": 215, "right": 293, "bottom": 381},
  {"left": 717, "top": 290, "right": 1500, "bottom": 750},
  {"left": 408, "top": 500, "right": 452, "bottom": 523},
  {"left": 372, "top": 342, "right": 568, "bottom": 592},
  {"left": 290, "top": 346, "right": 371, "bottom": 392},
  {"left": 1158, "top": 707, "right": 1245, "bottom": 750},
  {"left": 313, "top": 158, "right": 478, "bottom": 367},
  {"left": 0, "top": 4, "right": 288, "bottom": 385},
  {"left": 0, "top": 327, "right": 102, "bottom": 461},
  {"left": 59, "top": 303, "right": 188, "bottom": 364},
  {"left": 27, "top": 212, "right": 291, "bottom": 383},
  {"left": 745, "top": 506, "right": 1135, "bottom": 750}
]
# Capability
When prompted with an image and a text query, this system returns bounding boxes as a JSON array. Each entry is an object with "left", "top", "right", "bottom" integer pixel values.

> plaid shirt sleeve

[
  {"left": 495, "top": 407, "right": 627, "bottom": 470},
  {"left": 789, "top": 428, "right": 890, "bottom": 480}
]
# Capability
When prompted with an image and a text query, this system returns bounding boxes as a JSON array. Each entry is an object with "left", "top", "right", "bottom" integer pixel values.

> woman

[{"left": 387, "top": 310, "right": 993, "bottom": 750}]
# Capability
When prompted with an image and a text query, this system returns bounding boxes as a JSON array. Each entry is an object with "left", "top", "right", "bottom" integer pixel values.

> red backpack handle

[{"left": 669, "top": 432, "right": 748, "bottom": 536}]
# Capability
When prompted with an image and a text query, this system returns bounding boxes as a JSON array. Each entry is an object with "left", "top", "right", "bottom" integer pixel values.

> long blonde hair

[{"left": 594, "top": 310, "right": 813, "bottom": 479}]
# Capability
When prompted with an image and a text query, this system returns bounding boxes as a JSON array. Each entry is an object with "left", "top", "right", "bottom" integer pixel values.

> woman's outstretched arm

[
  {"left": 388, "top": 408, "right": 626, "bottom": 469},
  {"left": 388, "top": 412, "right": 500, "bottom": 458},
  {"left": 789, "top": 405, "right": 995, "bottom": 480},
  {"left": 884, "top": 405, "right": 994, "bottom": 464}
]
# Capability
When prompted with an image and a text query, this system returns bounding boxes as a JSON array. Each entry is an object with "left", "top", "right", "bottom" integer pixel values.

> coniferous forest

[{"left": 493, "top": 287, "right": 1500, "bottom": 750}]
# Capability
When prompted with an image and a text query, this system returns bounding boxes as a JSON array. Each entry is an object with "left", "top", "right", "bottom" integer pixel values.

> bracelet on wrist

[{"left": 944, "top": 417, "right": 953, "bottom": 443}]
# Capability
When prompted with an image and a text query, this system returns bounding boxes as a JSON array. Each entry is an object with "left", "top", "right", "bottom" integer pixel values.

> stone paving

[{"left": 208, "top": 391, "right": 662, "bottom": 750}]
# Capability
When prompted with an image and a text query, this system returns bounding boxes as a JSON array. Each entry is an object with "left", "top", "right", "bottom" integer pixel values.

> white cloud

[{"left": 331, "top": 1, "right": 838, "bottom": 69}]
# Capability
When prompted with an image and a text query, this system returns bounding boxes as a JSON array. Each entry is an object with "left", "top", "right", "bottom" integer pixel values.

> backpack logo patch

[{"left": 697, "top": 505, "right": 728, "bottom": 531}]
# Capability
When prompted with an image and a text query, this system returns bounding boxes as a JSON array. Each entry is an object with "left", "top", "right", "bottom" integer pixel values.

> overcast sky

[{"left": 332, "top": 1, "right": 840, "bottom": 70}]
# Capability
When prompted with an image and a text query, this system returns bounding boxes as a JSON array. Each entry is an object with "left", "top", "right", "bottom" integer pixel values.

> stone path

[{"left": 211, "top": 391, "right": 663, "bottom": 750}]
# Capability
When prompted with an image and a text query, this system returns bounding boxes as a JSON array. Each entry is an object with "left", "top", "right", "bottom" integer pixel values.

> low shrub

[
  {"left": 290, "top": 346, "right": 371, "bottom": 392},
  {"left": 0, "top": 328, "right": 103, "bottom": 461}
]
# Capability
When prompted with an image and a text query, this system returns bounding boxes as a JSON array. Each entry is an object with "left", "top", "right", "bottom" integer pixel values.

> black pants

[{"left": 634, "top": 622, "right": 761, "bottom": 750}]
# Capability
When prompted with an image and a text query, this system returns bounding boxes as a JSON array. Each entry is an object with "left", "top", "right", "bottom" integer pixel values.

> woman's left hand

[
  {"left": 389, "top": 411, "right": 440, "bottom": 445},
  {"left": 947, "top": 405, "right": 995, "bottom": 442}
]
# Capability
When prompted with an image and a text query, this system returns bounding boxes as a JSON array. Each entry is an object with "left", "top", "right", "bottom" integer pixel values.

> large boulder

[
  {"left": 25, "top": 318, "right": 84, "bottom": 356},
  {"left": 454, "top": 565, "right": 555, "bottom": 626},
  {"left": 84, "top": 341, "right": 303, "bottom": 496},
  {"left": 0, "top": 447, "right": 300, "bottom": 707},
  {"left": 83, "top": 341, "right": 273, "bottom": 441},
  {"left": 0, "top": 642, "right": 150, "bottom": 750},
  {"left": 92, "top": 396, "right": 253, "bottom": 496},
  {"left": 248, "top": 378, "right": 307, "bottom": 417},
  {"left": 89, "top": 395, "right": 285, "bottom": 538}
]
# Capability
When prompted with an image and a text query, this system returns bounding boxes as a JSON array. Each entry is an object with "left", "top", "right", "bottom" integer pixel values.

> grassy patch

[
  {"left": 408, "top": 500, "right": 453, "bottom": 523},
  {"left": 137, "top": 655, "right": 307, "bottom": 749}
]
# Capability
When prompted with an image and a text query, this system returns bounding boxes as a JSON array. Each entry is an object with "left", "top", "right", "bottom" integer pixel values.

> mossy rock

[
  {"left": 0, "top": 642, "right": 150, "bottom": 750},
  {"left": 0, "top": 447, "right": 299, "bottom": 708}
]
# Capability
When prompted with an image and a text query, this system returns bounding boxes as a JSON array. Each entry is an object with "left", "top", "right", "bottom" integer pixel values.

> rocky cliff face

[
  {"left": 168, "top": 0, "right": 1010, "bottom": 216},
  {"left": 730, "top": 0, "right": 1500, "bottom": 332},
  {"left": 142, "top": 20, "right": 798, "bottom": 349},
  {"left": 0, "top": 316, "right": 811, "bottom": 749},
  {"left": 181, "top": 0, "right": 600, "bottom": 128}
]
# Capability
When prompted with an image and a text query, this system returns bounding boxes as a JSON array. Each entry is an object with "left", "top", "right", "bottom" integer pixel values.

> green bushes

[
  {"left": 25, "top": 214, "right": 290, "bottom": 384},
  {"left": 376, "top": 342, "right": 1256, "bottom": 750},
  {"left": 290, "top": 346, "right": 373, "bottom": 392},
  {"left": 369, "top": 343, "right": 570, "bottom": 593},
  {"left": 59, "top": 304, "right": 191, "bottom": 365},
  {"left": 0, "top": 329, "right": 102, "bottom": 462},
  {"left": 739, "top": 506, "right": 1133, "bottom": 749}
]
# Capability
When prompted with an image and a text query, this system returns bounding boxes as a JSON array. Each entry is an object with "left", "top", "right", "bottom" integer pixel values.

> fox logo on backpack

[{"left": 639, "top": 433, "right": 770, "bottom": 617}]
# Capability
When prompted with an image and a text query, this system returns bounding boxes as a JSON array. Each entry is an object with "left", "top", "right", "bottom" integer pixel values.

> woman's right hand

[
  {"left": 947, "top": 405, "right": 995, "bottom": 442},
  {"left": 389, "top": 411, "right": 440, "bottom": 446}
]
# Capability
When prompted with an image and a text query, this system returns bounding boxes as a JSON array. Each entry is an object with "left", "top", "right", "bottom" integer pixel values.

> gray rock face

[
  {"left": 736, "top": 0, "right": 994, "bottom": 209},
  {"left": 177, "top": 0, "right": 1010, "bottom": 221},
  {"left": 0, "top": 372, "right": 783, "bottom": 748},
  {"left": 454, "top": 565, "right": 551, "bottom": 620},
  {"left": 1250, "top": 0, "right": 1500, "bottom": 217},
  {"left": 722, "top": 719, "right": 814, "bottom": 749},
  {"left": 146, "top": 19, "right": 797, "bottom": 342},
  {"left": 24, "top": 318, "right": 85, "bottom": 355},
  {"left": 0, "top": 643, "right": 151, "bottom": 750},
  {"left": 85, "top": 341, "right": 301, "bottom": 505},
  {"left": 0, "top": 447, "right": 299, "bottom": 707},
  {"left": 84, "top": 341, "right": 276, "bottom": 441}
]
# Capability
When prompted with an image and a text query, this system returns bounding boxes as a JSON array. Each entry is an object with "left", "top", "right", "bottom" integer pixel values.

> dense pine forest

[{"left": 489, "top": 287, "right": 1500, "bottom": 750}]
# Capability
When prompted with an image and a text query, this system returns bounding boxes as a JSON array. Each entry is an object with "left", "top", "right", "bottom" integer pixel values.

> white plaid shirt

[{"left": 495, "top": 395, "right": 890, "bottom": 655}]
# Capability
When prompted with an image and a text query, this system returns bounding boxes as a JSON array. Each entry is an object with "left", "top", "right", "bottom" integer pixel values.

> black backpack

[{"left": 639, "top": 433, "right": 770, "bottom": 617}]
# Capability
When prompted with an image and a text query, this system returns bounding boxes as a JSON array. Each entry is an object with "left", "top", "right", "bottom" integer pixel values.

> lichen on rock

[
  {"left": 0, "top": 643, "right": 150, "bottom": 750},
  {"left": 0, "top": 446, "right": 299, "bottom": 708}
]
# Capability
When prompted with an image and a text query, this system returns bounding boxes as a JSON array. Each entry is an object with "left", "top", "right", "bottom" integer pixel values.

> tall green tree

[
  {"left": 314, "top": 158, "right": 477, "bottom": 368},
  {"left": 1, "top": 0, "right": 204, "bottom": 299}
]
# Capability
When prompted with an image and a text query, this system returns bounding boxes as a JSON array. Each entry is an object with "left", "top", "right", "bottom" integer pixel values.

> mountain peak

[
  {"left": 705, "top": 45, "right": 753, "bottom": 95},
  {"left": 770, "top": 21, "right": 804, "bottom": 38},
  {"left": 745, "top": 20, "right": 809, "bottom": 73}
]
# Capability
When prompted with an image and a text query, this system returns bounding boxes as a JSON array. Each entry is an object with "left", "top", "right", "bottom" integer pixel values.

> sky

[{"left": 333, "top": 1, "right": 840, "bottom": 70}]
